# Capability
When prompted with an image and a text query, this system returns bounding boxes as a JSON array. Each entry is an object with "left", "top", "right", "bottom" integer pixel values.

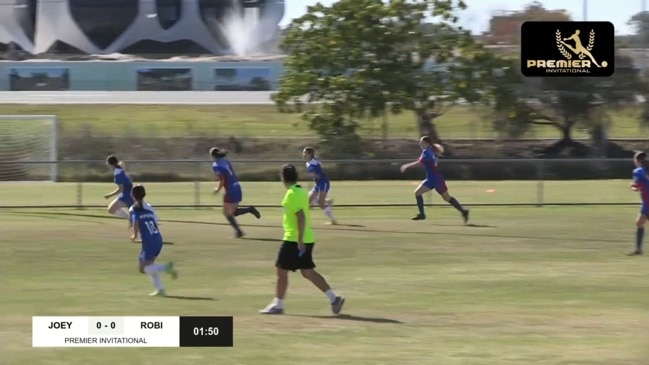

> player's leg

[
  {"left": 629, "top": 209, "right": 647, "bottom": 255},
  {"left": 260, "top": 241, "right": 297, "bottom": 314},
  {"left": 309, "top": 186, "right": 319, "bottom": 207},
  {"left": 223, "top": 201, "right": 244, "bottom": 238},
  {"left": 232, "top": 188, "right": 261, "bottom": 219},
  {"left": 319, "top": 183, "right": 337, "bottom": 224},
  {"left": 438, "top": 181, "right": 469, "bottom": 224},
  {"left": 413, "top": 181, "right": 432, "bottom": 220},
  {"left": 298, "top": 244, "right": 345, "bottom": 314},
  {"left": 107, "top": 198, "right": 129, "bottom": 219},
  {"left": 138, "top": 249, "right": 165, "bottom": 296}
]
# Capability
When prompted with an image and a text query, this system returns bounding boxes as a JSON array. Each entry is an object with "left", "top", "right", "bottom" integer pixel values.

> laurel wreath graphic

[
  {"left": 556, "top": 29, "right": 596, "bottom": 60},
  {"left": 580, "top": 29, "right": 596, "bottom": 59},
  {"left": 556, "top": 29, "right": 572, "bottom": 59}
]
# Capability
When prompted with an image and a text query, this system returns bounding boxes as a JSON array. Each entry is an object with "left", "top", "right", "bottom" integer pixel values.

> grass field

[
  {"left": 2, "top": 180, "right": 648, "bottom": 365},
  {"left": 2, "top": 104, "right": 645, "bottom": 139}
]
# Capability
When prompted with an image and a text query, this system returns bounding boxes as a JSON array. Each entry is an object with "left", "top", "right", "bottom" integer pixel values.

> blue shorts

[
  {"left": 139, "top": 240, "right": 163, "bottom": 262},
  {"left": 311, "top": 181, "right": 330, "bottom": 194},
  {"left": 118, "top": 193, "right": 134, "bottom": 207},
  {"left": 641, "top": 204, "right": 649, "bottom": 216},
  {"left": 224, "top": 184, "right": 242, "bottom": 204},
  {"left": 422, "top": 178, "right": 448, "bottom": 194}
]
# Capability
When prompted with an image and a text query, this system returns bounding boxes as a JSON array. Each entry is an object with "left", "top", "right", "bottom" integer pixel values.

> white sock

[
  {"left": 325, "top": 289, "right": 336, "bottom": 302},
  {"left": 149, "top": 273, "right": 164, "bottom": 290},
  {"left": 144, "top": 264, "right": 166, "bottom": 274},
  {"left": 324, "top": 206, "right": 335, "bottom": 220},
  {"left": 112, "top": 209, "right": 129, "bottom": 218},
  {"left": 272, "top": 297, "right": 284, "bottom": 309}
]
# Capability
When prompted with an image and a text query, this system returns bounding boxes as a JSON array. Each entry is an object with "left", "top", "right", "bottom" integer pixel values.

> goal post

[{"left": 0, "top": 115, "right": 58, "bottom": 182}]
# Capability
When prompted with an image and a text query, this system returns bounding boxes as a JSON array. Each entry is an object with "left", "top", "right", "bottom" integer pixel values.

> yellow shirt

[{"left": 282, "top": 184, "right": 315, "bottom": 243}]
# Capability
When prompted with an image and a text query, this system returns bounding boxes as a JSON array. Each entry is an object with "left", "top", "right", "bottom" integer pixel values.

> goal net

[{"left": 0, "top": 115, "right": 58, "bottom": 182}]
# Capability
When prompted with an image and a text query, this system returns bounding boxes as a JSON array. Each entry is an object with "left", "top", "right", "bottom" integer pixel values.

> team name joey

[
  {"left": 48, "top": 321, "right": 72, "bottom": 329},
  {"left": 140, "top": 321, "right": 163, "bottom": 329}
]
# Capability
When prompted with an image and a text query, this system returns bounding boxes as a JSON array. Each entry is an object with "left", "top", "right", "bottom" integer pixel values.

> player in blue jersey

[
  {"left": 400, "top": 136, "right": 469, "bottom": 223},
  {"left": 130, "top": 185, "right": 178, "bottom": 296},
  {"left": 303, "top": 147, "right": 337, "bottom": 225},
  {"left": 103, "top": 155, "right": 134, "bottom": 221},
  {"left": 629, "top": 151, "right": 649, "bottom": 256},
  {"left": 210, "top": 147, "right": 261, "bottom": 238}
]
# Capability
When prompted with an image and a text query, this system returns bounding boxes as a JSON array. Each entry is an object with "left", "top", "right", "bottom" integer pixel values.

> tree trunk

[{"left": 415, "top": 110, "right": 442, "bottom": 143}]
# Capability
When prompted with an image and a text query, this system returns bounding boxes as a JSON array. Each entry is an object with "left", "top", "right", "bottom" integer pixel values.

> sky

[{"left": 279, "top": 0, "right": 645, "bottom": 35}]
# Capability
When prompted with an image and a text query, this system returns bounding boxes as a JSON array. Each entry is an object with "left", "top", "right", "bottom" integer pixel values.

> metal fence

[{"left": 0, "top": 158, "right": 643, "bottom": 209}]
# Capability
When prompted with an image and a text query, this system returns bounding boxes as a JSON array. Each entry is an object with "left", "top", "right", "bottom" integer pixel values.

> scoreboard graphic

[{"left": 32, "top": 316, "right": 234, "bottom": 347}]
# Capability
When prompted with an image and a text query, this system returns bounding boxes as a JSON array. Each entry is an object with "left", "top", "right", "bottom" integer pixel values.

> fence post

[
  {"left": 194, "top": 161, "right": 201, "bottom": 206},
  {"left": 536, "top": 159, "right": 544, "bottom": 207},
  {"left": 76, "top": 181, "right": 83, "bottom": 209}
]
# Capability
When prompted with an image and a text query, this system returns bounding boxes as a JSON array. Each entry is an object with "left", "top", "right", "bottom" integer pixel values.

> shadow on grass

[
  {"left": 290, "top": 314, "right": 402, "bottom": 324},
  {"left": 165, "top": 295, "right": 216, "bottom": 301},
  {"left": 241, "top": 237, "right": 280, "bottom": 243}
]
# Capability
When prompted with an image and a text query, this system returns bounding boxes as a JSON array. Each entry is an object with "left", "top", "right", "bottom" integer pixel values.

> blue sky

[{"left": 280, "top": 0, "right": 644, "bottom": 35}]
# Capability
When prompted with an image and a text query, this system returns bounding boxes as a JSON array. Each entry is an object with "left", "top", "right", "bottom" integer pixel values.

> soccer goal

[{"left": 0, "top": 115, "right": 58, "bottom": 182}]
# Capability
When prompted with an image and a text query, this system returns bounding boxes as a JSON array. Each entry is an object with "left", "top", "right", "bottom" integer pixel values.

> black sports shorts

[{"left": 275, "top": 241, "right": 316, "bottom": 271}]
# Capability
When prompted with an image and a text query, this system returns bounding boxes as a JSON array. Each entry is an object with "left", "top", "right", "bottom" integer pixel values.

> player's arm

[
  {"left": 213, "top": 171, "right": 224, "bottom": 194},
  {"left": 631, "top": 171, "right": 642, "bottom": 191},
  {"left": 400, "top": 160, "right": 421, "bottom": 173},
  {"left": 130, "top": 215, "right": 139, "bottom": 241},
  {"left": 295, "top": 209, "right": 306, "bottom": 253},
  {"left": 104, "top": 184, "right": 123, "bottom": 199}
]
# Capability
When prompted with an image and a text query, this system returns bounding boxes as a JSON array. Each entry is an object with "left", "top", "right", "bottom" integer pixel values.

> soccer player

[
  {"left": 400, "top": 136, "right": 469, "bottom": 223},
  {"left": 103, "top": 155, "right": 133, "bottom": 221},
  {"left": 129, "top": 185, "right": 178, "bottom": 296},
  {"left": 259, "top": 164, "right": 345, "bottom": 315},
  {"left": 210, "top": 147, "right": 260, "bottom": 238},
  {"left": 303, "top": 147, "right": 337, "bottom": 225},
  {"left": 629, "top": 151, "right": 649, "bottom": 256}
]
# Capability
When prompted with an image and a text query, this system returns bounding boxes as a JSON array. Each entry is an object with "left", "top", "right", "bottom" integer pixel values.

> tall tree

[
  {"left": 628, "top": 11, "right": 649, "bottom": 46},
  {"left": 489, "top": 53, "right": 644, "bottom": 155},
  {"left": 273, "top": 0, "right": 503, "bottom": 151}
]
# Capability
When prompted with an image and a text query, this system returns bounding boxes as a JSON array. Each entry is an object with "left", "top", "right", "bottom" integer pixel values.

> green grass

[
  {"left": 2, "top": 181, "right": 648, "bottom": 365},
  {"left": 1, "top": 104, "right": 645, "bottom": 139}
]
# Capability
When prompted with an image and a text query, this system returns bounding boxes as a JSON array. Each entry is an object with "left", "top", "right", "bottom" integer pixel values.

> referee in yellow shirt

[{"left": 260, "top": 164, "right": 345, "bottom": 315}]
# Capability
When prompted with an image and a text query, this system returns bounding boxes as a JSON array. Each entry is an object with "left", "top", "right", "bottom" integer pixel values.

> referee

[{"left": 260, "top": 164, "right": 345, "bottom": 315}]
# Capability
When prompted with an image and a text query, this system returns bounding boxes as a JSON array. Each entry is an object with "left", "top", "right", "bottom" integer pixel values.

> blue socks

[
  {"left": 449, "top": 197, "right": 465, "bottom": 213},
  {"left": 234, "top": 207, "right": 252, "bottom": 217},
  {"left": 636, "top": 228, "right": 645, "bottom": 252},
  {"left": 226, "top": 215, "right": 242, "bottom": 235},
  {"left": 416, "top": 195, "right": 424, "bottom": 216}
]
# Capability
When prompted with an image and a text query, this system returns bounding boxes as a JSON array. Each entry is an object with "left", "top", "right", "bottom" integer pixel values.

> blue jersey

[
  {"left": 212, "top": 158, "right": 240, "bottom": 192},
  {"left": 130, "top": 204, "right": 163, "bottom": 245},
  {"left": 418, "top": 148, "right": 441, "bottom": 181},
  {"left": 306, "top": 158, "right": 329, "bottom": 184},
  {"left": 114, "top": 168, "right": 133, "bottom": 195},
  {"left": 633, "top": 167, "right": 649, "bottom": 204}
]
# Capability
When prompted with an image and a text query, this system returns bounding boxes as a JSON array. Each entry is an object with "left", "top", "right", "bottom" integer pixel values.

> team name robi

[{"left": 526, "top": 60, "right": 593, "bottom": 68}]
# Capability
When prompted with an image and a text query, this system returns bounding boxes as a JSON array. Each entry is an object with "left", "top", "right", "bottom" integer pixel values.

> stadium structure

[{"left": 0, "top": 0, "right": 285, "bottom": 55}]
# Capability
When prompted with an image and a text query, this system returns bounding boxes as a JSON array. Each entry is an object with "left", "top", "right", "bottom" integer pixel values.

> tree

[
  {"left": 273, "top": 0, "right": 503, "bottom": 151},
  {"left": 481, "top": 2, "right": 571, "bottom": 45},
  {"left": 627, "top": 11, "right": 649, "bottom": 46},
  {"left": 489, "top": 53, "right": 644, "bottom": 155}
]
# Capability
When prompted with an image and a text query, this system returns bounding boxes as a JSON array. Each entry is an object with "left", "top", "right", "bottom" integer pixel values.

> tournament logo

[{"left": 521, "top": 21, "right": 614, "bottom": 77}]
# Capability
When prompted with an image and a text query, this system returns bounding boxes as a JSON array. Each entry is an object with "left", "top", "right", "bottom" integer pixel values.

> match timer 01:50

[{"left": 179, "top": 316, "right": 233, "bottom": 347}]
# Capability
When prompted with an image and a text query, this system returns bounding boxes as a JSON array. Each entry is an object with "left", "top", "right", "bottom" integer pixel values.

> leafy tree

[
  {"left": 273, "top": 0, "right": 504, "bottom": 151},
  {"left": 627, "top": 11, "right": 649, "bottom": 46},
  {"left": 489, "top": 53, "right": 644, "bottom": 155}
]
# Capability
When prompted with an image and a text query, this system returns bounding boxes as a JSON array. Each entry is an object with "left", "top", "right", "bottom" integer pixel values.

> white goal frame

[{"left": 0, "top": 115, "right": 58, "bottom": 182}]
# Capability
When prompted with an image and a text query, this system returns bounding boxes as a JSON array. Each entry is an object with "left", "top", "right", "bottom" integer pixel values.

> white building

[{"left": 0, "top": 0, "right": 285, "bottom": 55}]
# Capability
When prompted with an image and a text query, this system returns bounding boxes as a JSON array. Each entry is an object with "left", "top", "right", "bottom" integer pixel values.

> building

[{"left": 0, "top": 0, "right": 285, "bottom": 55}]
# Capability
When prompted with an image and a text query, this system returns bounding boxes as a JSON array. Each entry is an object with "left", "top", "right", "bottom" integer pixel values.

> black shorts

[{"left": 275, "top": 241, "right": 316, "bottom": 272}]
